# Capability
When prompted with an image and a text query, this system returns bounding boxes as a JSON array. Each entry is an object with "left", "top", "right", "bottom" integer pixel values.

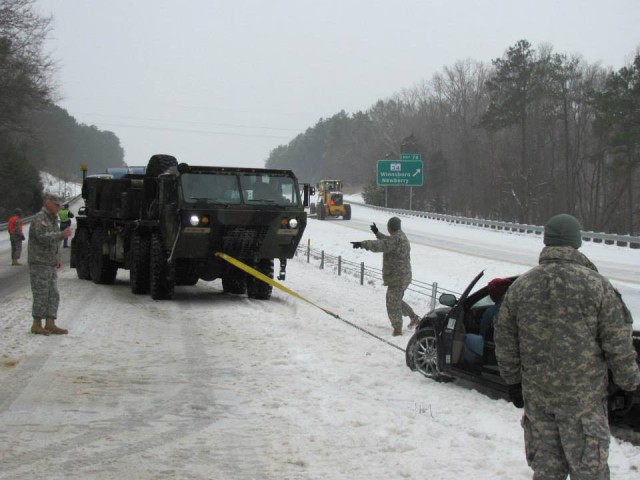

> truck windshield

[
  {"left": 181, "top": 173, "right": 241, "bottom": 204},
  {"left": 239, "top": 174, "right": 298, "bottom": 205}
]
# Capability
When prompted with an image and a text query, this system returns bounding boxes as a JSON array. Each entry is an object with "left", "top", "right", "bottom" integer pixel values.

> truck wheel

[
  {"left": 150, "top": 233, "right": 175, "bottom": 300},
  {"left": 222, "top": 267, "right": 246, "bottom": 294},
  {"left": 89, "top": 228, "right": 118, "bottom": 284},
  {"left": 309, "top": 203, "right": 316, "bottom": 215},
  {"left": 130, "top": 233, "right": 150, "bottom": 294},
  {"left": 343, "top": 204, "right": 352, "bottom": 220},
  {"left": 72, "top": 227, "right": 91, "bottom": 280},
  {"left": 246, "top": 259, "right": 273, "bottom": 300},
  {"left": 317, "top": 203, "right": 325, "bottom": 220},
  {"left": 146, "top": 154, "right": 178, "bottom": 177}
]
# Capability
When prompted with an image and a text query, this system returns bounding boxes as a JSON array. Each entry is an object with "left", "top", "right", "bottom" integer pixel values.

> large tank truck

[{"left": 71, "top": 154, "right": 311, "bottom": 300}]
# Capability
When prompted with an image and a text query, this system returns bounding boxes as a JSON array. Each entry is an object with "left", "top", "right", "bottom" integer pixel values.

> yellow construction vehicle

[{"left": 309, "top": 179, "right": 351, "bottom": 220}]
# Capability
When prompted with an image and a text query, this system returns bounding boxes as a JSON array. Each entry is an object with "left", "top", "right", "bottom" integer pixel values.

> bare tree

[{"left": 0, "top": 0, "right": 56, "bottom": 133}]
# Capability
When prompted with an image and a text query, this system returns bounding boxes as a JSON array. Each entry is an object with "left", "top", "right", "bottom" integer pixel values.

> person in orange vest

[{"left": 8, "top": 208, "right": 25, "bottom": 266}]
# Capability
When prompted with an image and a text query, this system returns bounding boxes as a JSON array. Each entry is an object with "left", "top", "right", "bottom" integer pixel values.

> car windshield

[
  {"left": 181, "top": 173, "right": 241, "bottom": 204},
  {"left": 240, "top": 174, "right": 298, "bottom": 206}
]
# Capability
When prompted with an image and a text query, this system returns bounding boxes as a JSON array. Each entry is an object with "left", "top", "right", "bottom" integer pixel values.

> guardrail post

[
  {"left": 306, "top": 240, "right": 310, "bottom": 263},
  {"left": 430, "top": 282, "right": 438, "bottom": 311},
  {"left": 320, "top": 250, "right": 324, "bottom": 269},
  {"left": 360, "top": 262, "right": 364, "bottom": 285},
  {"left": 338, "top": 256, "right": 342, "bottom": 276}
]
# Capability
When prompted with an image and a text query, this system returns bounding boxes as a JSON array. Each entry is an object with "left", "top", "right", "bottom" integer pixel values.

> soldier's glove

[
  {"left": 351, "top": 242, "right": 362, "bottom": 249},
  {"left": 370, "top": 223, "right": 378, "bottom": 234},
  {"left": 20, "top": 234, "right": 26, "bottom": 241},
  {"left": 508, "top": 383, "right": 524, "bottom": 408}
]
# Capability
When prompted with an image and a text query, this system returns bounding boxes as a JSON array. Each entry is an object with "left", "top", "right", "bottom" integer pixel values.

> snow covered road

[{"left": 1, "top": 203, "right": 639, "bottom": 479}]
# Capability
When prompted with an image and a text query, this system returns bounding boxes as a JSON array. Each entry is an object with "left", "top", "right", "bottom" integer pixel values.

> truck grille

[{"left": 221, "top": 226, "right": 268, "bottom": 257}]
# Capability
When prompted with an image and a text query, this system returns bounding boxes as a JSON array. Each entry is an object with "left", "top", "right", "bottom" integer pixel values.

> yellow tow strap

[{"left": 215, "top": 252, "right": 340, "bottom": 318}]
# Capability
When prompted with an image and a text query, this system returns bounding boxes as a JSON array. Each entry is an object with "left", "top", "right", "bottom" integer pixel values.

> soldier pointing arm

[{"left": 351, "top": 217, "right": 421, "bottom": 336}]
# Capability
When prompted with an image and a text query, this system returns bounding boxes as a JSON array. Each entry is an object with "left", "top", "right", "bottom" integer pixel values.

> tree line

[
  {"left": 0, "top": 0, "right": 124, "bottom": 220},
  {"left": 266, "top": 40, "right": 640, "bottom": 235}
]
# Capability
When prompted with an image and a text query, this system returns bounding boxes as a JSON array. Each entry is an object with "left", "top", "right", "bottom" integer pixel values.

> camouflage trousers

[
  {"left": 10, "top": 234, "right": 22, "bottom": 260},
  {"left": 522, "top": 400, "right": 610, "bottom": 480},
  {"left": 29, "top": 264, "right": 60, "bottom": 320},
  {"left": 385, "top": 282, "right": 418, "bottom": 329}
]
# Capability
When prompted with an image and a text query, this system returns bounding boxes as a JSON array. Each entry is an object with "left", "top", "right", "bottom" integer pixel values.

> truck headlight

[
  {"left": 289, "top": 218, "right": 298, "bottom": 229},
  {"left": 189, "top": 215, "right": 200, "bottom": 226}
]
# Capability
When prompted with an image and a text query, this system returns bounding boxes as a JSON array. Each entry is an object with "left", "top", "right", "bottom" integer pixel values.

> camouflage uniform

[
  {"left": 360, "top": 229, "right": 418, "bottom": 330},
  {"left": 495, "top": 246, "right": 640, "bottom": 479},
  {"left": 28, "top": 207, "right": 64, "bottom": 320}
]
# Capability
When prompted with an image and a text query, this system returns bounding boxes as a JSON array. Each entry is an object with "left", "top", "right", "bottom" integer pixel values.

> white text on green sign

[{"left": 377, "top": 160, "right": 423, "bottom": 186}]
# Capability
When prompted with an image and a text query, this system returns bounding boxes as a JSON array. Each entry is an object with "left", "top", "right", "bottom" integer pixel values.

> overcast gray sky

[{"left": 37, "top": 0, "right": 639, "bottom": 170}]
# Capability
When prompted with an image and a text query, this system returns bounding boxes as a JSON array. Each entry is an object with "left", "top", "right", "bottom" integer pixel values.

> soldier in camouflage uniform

[
  {"left": 494, "top": 214, "right": 640, "bottom": 479},
  {"left": 351, "top": 217, "right": 421, "bottom": 336},
  {"left": 28, "top": 196, "right": 73, "bottom": 335}
]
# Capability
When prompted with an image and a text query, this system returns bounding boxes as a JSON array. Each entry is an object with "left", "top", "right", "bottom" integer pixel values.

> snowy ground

[{"left": 0, "top": 197, "right": 639, "bottom": 479}]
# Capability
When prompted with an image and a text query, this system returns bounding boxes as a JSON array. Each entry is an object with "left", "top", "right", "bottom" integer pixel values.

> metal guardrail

[
  {"left": 295, "top": 243, "right": 461, "bottom": 312},
  {"left": 352, "top": 201, "right": 640, "bottom": 248},
  {"left": 0, "top": 195, "right": 83, "bottom": 232}
]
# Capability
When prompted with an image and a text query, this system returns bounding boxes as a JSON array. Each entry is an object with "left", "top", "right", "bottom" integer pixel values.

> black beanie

[
  {"left": 544, "top": 214, "right": 582, "bottom": 249},
  {"left": 387, "top": 217, "right": 401, "bottom": 231}
]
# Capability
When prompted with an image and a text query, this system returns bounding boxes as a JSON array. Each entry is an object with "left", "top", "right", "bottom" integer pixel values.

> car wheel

[{"left": 413, "top": 328, "right": 443, "bottom": 379}]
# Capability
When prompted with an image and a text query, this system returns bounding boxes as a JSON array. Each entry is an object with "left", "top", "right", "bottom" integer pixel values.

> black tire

[
  {"left": 317, "top": 203, "right": 325, "bottom": 220},
  {"left": 309, "top": 203, "right": 316, "bottom": 215},
  {"left": 343, "top": 204, "right": 351, "bottom": 220},
  {"left": 129, "top": 233, "right": 151, "bottom": 294},
  {"left": 72, "top": 227, "right": 91, "bottom": 280},
  {"left": 408, "top": 328, "right": 443, "bottom": 379},
  {"left": 150, "top": 233, "right": 175, "bottom": 300},
  {"left": 146, "top": 154, "right": 178, "bottom": 177},
  {"left": 222, "top": 268, "right": 247, "bottom": 294},
  {"left": 246, "top": 259, "right": 274, "bottom": 300},
  {"left": 89, "top": 228, "right": 118, "bottom": 284}
]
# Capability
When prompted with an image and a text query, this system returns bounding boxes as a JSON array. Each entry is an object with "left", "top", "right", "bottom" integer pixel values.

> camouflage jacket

[
  {"left": 360, "top": 230, "right": 412, "bottom": 287},
  {"left": 495, "top": 246, "right": 640, "bottom": 408},
  {"left": 28, "top": 207, "right": 62, "bottom": 266}
]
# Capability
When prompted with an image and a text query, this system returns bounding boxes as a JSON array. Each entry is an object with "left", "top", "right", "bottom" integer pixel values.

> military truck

[
  {"left": 308, "top": 179, "right": 351, "bottom": 220},
  {"left": 71, "top": 154, "right": 311, "bottom": 300}
]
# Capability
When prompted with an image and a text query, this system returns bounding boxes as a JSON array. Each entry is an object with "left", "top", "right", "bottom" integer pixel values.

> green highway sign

[
  {"left": 400, "top": 153, "right": 422, "bottom": 161},
  {"left": 377, "top": 160, "right": 423, "bottom": 186}
]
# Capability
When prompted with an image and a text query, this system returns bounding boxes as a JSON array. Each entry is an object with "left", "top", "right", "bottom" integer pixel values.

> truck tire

[
  {"left": 72, "top": 227, "right": 91, "bottom": 280},
  {"left": 309, "top": 203, "right": 316, "bottom": 215},
  {"left": 317, "top": 203, "right": 325, "bottom": 220},
  {"left": 89, "top": 227, "right": 118, "bottom": 284},
  {"left": 150, "top": 233, "right": 175, "bottom": 300},
  {"left": 146, "top": 154, "right": 178, "bottom": 177},
  {"left": 343, "top": 204, "right": 352, "bottom": 220},
  {"left": 222, "top": 267, "right": 246, "bottom": 294},
  {"left": 129, "top": 233, "right": 151, "bottom": 294},
  {"left": 246, "top": 259, "right": 273, "bottom": 300}
]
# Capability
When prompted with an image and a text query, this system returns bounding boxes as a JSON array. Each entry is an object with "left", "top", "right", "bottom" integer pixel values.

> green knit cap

[
  {"left": 387, "top": 217, "right": 401, "bottom": 231},
  {"left": 544, "top": 214, "right": 582, "bottom": 249}
]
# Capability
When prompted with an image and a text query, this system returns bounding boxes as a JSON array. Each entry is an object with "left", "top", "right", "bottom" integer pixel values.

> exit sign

[{"left": 377, "top": 160, "right": 423, "bottom": 186}]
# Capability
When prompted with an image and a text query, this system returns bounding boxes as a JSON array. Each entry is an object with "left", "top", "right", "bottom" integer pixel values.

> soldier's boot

[
  {"left": 44, "top": 319, "right": 68, "bottom": 335},
  {"left": 408, "top": 315, "right": 420, "bottom": 330},
  {"left": 12, "top": 259, "right": 21, "bottom": 266},
  {"left": 392, "top": 327, "right": 402, "bottom": 337},
  {"left": 31, "top": 318, "right": 50, "bottom": 336}
]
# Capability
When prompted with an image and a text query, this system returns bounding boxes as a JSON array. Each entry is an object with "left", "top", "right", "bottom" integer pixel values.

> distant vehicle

[
  {"left": 405, "top": 271, "right": 640, "bottom": 431},
  {"left": 72, "top": 154, "right": 313, "bottom": 300},
  {"left": 309, "top": 179, "right": 351, "bottom": 220}
]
